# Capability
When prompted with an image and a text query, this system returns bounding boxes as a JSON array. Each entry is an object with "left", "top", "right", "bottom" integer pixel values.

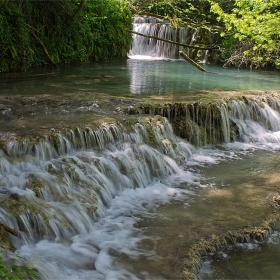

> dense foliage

[
  {"left": 1, "top": 0, "right": 279, "bottom": 70},
  {"left": 210, "top": 0, "right": 280, "bottom": 68},
  {"left": 130, "top": 0, "right": 214, "bottom": 28},
  {"left": 0, "top": 0, "right": 132, "bottom": 72},
  {"left": 129, "top": 0, "right": 280, "bottom": 69}
]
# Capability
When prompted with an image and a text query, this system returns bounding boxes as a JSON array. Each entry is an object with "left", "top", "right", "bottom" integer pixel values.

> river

[{"left": 1, "top": 58, "right": 280, "bottom": 280}]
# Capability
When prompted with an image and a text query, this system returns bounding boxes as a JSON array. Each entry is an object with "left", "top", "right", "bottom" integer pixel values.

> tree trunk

[{"left": 72, "top": 0, "right": 86, "bottom": 22}]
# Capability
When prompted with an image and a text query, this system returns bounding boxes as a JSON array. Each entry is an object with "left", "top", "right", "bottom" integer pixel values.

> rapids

[
  {"left": 1, "top": 34, "right": 280, "bottom": 278},
  {"left": 1, "top": 97, "right": 280, "bottom": 279}
]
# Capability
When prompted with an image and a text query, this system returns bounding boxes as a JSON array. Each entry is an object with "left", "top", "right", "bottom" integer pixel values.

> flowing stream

[{"left": 1, "top": 55, "right": 280, "bottom": 279}]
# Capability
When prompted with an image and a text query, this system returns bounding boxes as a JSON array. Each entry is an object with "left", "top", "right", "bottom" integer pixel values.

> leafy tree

[
  {"left": 0, "top": 0, "right": 132, "bottom": 72},
  {"left": 128, "top": 0, "right": 223, "bottom": 62},
  {"left": 209, "top": 0, "right": 280, "bottom": 68},
  {"left": 130, "top": 0, "right": 214, "bottom": 27}
]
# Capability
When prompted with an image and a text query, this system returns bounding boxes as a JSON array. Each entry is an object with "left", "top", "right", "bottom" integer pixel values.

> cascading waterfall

[
  {"left": 229, "top": 98, "right": 280, "bottom": 143},
  {"left": 135, "top": 96, "right": 280, "bottom": 146},
  {"left": 2, "top": 97, "right": 280, "bottom": 279},
  {"left": 129, "top": 17, "right": 203, "bottom": 59},
  {"left": 0, "top": 117, "right": 196, "bottom": 278}
]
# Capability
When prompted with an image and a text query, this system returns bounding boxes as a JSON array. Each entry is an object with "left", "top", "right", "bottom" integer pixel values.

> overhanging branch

[
  {"left": 127, "top": 30, "right": 219, "bottom": 50},
  {"left": 179, "top": 51, "right": 207, "bottom": 72}
]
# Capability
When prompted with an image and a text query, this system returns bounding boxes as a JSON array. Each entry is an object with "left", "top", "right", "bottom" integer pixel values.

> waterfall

[
  {"left": 229, "top": 97, "right": 280, "bottom": 144},
  {"left": 0, "top": 118, "right": 194, "bottom": 245},
  {"left": 2, "top": 97, "right": 280, "bottom": 279},
  {"left": 129, "top": 17, "right": 198, "bottom": 59},
  {"left": 3, "top": 97, "right": 280, "bottom": 240},
  {"left": 130, "top": 96, "right": 280, "bottom": 146},
  {"left": 129, "top": 17, "right": 218, "bottom": 61}
]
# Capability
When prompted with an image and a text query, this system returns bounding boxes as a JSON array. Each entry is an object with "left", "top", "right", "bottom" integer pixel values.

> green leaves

[
  {"left": 0, "top": 251, "right": 37, "bottom": 280},
  {"left": 0, "top": 0, "right": 132, "bottom": 72},
  {"left": 209, "top": 0, "right": 280, "bottom": 68}
]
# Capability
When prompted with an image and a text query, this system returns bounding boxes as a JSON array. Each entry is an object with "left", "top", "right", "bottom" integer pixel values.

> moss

[
  {"left": 180, "top": 193, "right": 280, "bottom": 279},
  {"left": 145, "top": 122, "right": 156, "bottom": 145},
  {"left": 1, "top": 198, "right": 50, "bottom": 226},
  {"left": 27, "top": 176, "right": 45, "bottom": 198},
  {"left": 0, "top": 226, "right": 16, "bottom": 251},
  {"left": 47, "top": 164, "right": 60, "bottom": 176}
]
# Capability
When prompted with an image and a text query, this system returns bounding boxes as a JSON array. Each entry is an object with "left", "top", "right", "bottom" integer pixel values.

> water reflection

[
  {"left": 0, "top": 60, "right": 279, "bottom": 98},
  {"left": 127, "top": 58, "right": 202, "bottom": 95},
  {"left": 127, "top": 58, "right": 280, "bottom": 95}
]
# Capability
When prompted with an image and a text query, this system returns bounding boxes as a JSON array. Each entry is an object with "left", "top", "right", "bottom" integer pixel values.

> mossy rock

[{"left": 0, "top": 226, "right": 16, "bottom": 252}]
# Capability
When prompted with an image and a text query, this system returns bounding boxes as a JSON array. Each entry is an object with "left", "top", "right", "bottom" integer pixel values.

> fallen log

[
  {"left": 127, "top": 30, "right": 219, "bottom": 51},
  {"left": 179, "top": 51, "right": 207, "bottom": 72}
]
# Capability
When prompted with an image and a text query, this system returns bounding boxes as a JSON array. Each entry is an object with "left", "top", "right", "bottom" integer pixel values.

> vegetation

[
  {"left": 0, "top": 250, "right": 37, "bottom": 280},
  {"left": 1, "top": 0, "right": 279, "bottom": 71},
  {"left": 0, "top": 0, "right": 132, "bottom": 72},
  {"left": 129, "top": 0, "right": 280, "bottom": 69},
  {"left": 210, "top": 0, "right": 280, "bottom": 68}
]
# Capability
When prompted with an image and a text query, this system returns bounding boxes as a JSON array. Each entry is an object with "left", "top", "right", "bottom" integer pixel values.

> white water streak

[{"left": 2, "top": 97, "right": 280, "bottom": 279}]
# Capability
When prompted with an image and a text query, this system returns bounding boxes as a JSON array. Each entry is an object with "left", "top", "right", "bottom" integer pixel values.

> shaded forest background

[
  {"left": 0, "top": 0, "right": 279, "bottom": 72},
  {"left": 0, "top": 0, "right": 133, "bottom": 72}
]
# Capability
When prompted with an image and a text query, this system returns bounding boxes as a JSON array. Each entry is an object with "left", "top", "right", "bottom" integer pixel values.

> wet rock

[
  {"left": 0, "top": 226, "right": 16, "bottom": 251},
  {"left": 9, "top": 193, "right": 20, "bottom": 201},
  {"left": 91, "top": 103, "right": 99, "bottom": 108},
  {"left": 0, "top": 104, "right": 9, "bottom": 110}
]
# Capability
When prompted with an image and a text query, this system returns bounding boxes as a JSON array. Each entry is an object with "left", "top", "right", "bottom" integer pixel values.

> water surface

[
  {"left": 1, "top": 59, "right": 279, "bottom": 99},
  {"left": 1, "top": 59, "right": 280, "bottom": 280}
]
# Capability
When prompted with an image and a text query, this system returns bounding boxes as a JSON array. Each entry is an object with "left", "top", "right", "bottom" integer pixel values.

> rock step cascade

[
  {"left": 1, "top": 96, "right": 280, "bottom": 279},
  {"left": 0, "top": 117, "right": 194, "bottom": 245},
  {"left": 127, "top": 96, "right": 280, "bottom": 146}
]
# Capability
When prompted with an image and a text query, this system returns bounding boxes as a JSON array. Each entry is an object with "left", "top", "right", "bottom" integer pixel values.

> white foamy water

[
  {"left": 18, "top": 180, "right": 196, "bottom": 280},
  {"left": 13, "top": 141, "right": 280, "bottom": 279},
  {"left": 3, "top": 95, "right": 280, "bottom": 279}
]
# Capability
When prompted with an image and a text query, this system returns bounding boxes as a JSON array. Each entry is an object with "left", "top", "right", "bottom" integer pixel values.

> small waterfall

[
  {"left": 129, "top": 16, "right": 218, "bottom": 61},
  {"left": 229, "top": 97, "right": 280, "bottom": 144},
  {"left": 0, "top": 118, "right": 194, "bottom": 246},
  {"left": 131, "top": 96, "right": 280, "bottom": 146},
  {"left": 5, "top": 123, "right": 124, "bottom": 160},
  {"left": 129, "top": 17, "right": 199, "bottom": 59}
]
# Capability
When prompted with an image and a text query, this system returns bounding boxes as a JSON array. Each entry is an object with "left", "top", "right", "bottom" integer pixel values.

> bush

[{"left": 0, "top": 0, "right": 133, "bottom": 72}]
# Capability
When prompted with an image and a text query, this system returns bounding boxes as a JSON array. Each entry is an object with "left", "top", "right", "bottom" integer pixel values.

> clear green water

[
  {"left": 1, "top": 59, "right": 279, "bottom": 98},
  {"left": 199, "top": 233, "right": 280, "bottom": 279},
  {"left": 195, "top": 148, "right": 280, "bottom": 280},
  {"left": 106, "top": 147, "right": 280, "bottom": 279}
]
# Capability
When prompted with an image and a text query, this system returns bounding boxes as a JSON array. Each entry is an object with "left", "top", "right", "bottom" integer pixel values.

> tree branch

[
  {"left": 127, "top": 30, "right": 219, "bottom": 50},
  {"left": 27, "top": 28, "right": 56, "bottom": 66},
  {"left": 179, "top": 51, "right": 207, "bottom": 72}
]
